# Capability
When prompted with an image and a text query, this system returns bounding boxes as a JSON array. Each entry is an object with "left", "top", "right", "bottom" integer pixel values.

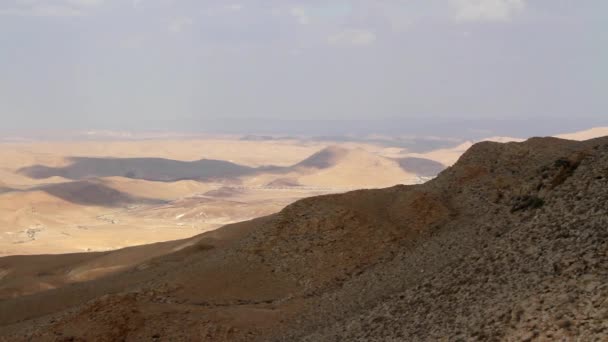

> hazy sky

[{"left": 1, "top": 0, "right": 606, "bottom": 130}]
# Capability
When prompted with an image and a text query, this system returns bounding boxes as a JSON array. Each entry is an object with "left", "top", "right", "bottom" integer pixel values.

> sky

[{"left": 0, "top": 0, "right": 607, "bottom": 132}]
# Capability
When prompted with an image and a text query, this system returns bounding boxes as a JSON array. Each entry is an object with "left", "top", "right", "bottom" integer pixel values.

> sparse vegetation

[
  {"left": 511, "top": 195, "right": 545, "bottom": 212},
  {"left": 550, "top": 153, "right": 588, "bottom": 189}
]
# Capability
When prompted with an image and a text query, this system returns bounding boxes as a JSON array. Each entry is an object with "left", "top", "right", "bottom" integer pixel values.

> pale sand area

[
  {"left": 0, "top": 137, "right": 426, "bottom": 256},
  {"left": 4, "top": 129, "right": 601, "bottom": 257}
]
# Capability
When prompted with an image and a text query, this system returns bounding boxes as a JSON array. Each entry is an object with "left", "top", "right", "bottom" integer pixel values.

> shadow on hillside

[
  {"left": 0, "top": 181, "right": 166, "bottom": 208},
  {"left": 395, "top": 157, "right": 446, "bottom": 177},
  {"left": 17, "top": 151, "right": 447, "bottom": 186},
  {"left": 18, "top": 157, "right": 270, "bottom": 182},
  {"left": 0, "top": 186, "right": 14, "bottom": 194}
]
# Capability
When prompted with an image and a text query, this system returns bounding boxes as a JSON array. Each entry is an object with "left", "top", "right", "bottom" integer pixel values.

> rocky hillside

[{"left": 0, "top": 136, "right": 607, "bottom": 341}]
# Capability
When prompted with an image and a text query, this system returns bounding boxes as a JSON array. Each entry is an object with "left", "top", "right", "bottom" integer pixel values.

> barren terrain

[
  {"left": 0, "top": 134, "right": 606, "bottom": 341},
  {"left": 2, "top": 130, "right": 605, "bottom": 256},
  {"left": 0, "top": 136, "right": 441, "bottom": 256}
]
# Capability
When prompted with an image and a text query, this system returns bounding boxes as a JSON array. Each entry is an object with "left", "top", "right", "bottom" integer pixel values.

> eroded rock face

[
  {"left": 292, "top": 139, "right": 608, "bottom": 341},
  {"left": 1, "top": 137, "right": 608, "bottom": 341}
]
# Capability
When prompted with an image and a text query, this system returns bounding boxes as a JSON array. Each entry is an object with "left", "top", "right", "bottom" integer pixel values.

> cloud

[
  {"left": 0, "top": 0, "right": 103, "bottom": 16},
  {"left": 450, "top": 0, "right": 526, "bottom": 22},
  {"left": 225, "top": 4, "right": 243, "bottom": 12},
  {"left": 327, "top": 29, "right": 376, "bottom": 46},
  {"left": 168, "top": 16, "right": 193, "bottom": 33},
  {"left": 383, "top": 11, "right": 413, "bottom": 33},
  {"left": 201, "top": 3, "right": 245, "bottom": 17},
  {"left": 288, "top": 4, "right": 352, "bottom": 25},
  {"left": 290, "top": 6, "right": 309, "bottom": 25},
  {"left": 118, "top": 35, "right": 145, "bottom": 49},
  {"left": 0, "top": 5, "right": 82, "bottom": 17},
  {"left": 65, "top": 0, "right": 103, "bottom": 6}
]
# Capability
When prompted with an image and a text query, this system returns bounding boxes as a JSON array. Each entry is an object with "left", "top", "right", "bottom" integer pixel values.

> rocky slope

[{"left": 0, "top": 136, "right": 607, "bottom": 341}]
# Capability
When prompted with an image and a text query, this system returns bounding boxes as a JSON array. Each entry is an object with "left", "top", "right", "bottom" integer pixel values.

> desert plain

[
  {"left": 2, "top": 127, "right": 605, "bottom": 256},
  {"left": 0, "top": 134, "right": 454, "bottom": 256}
]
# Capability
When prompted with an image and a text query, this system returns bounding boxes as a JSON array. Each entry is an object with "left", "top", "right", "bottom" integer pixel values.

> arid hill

[
  {"left": 16, "top": 146, "right": 425, "bottom": 188},
  {"left": 394, "top": 156, "right": 445, "bottom": 177},
  {"left": 18, "top": 157, "right": 257, "bottom": 182},
  {"left": 292, "top": 146, "right": 351, "bottom": 169},
  {"left": 0, "top": 136, "right": 607, "bottom": 341},
  {"left": 556, "top": 126, "right": 608, "bottom": 141},
  {"left": 283, "top": 146, "right": 419, "bottom": 188},
  {"left": 0, "top": 143, "right": 426, "bottom": 256}
]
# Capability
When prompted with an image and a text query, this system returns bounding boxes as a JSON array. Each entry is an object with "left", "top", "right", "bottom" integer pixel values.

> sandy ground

[
  {"left": 0, "top": 137, "right": 426, "bottom": 256},
  {"left": 3, "top": 129, "right": 602, "bottom": 257}
]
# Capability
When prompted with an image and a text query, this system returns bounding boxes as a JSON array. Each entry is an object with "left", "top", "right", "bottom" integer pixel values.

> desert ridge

[
  {"left": 0, "top": 136, "right": 606, "bottom": 340},
  {"left": 2, "top": 128, "right": 607, "bottom": 257},
  {"left": 0, "top": 140, "right": 434, "bottom": 256}
]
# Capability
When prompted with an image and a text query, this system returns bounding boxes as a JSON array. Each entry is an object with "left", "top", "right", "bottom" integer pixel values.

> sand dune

[
  {"left": 241, "top": 146, "right": 421, "bottom": 189},
  {"left": 18, "top": 157, "right": 257, "bottom": 182},
  {"left": 1, "top": 130, "right": 602, "bottom": 257},
  {"left": 39, "top": 180, "right": 164, "bottom": 207},
  {"left": 100, "top": 177, "right": 211, "bottom": 201},
  {"left": 264, "top": 178, "right": 301, "bottom": 187},
  {"left": 555, "top": 126, "right": 608, "bottom": 140},
  {"left": 294, "top": 146, "right": 418, "bottom": 188},
  {"left": 0, "top": 139, "right": 325, "bottom": 168},
  {"left": 394, "top": 157, "right": 445, "bottom": 177},
  {"left": 1, "top": 180, "right": 163, "bottom": 207},
  {"left": 16, "top": 145, "right": 420, "bottom": 190},
  {"left": 292, "top": 146, "right": 351, "bottom": 169},
  {"left": 3, "top": 145, "right": 381, "bottom": 255}
]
